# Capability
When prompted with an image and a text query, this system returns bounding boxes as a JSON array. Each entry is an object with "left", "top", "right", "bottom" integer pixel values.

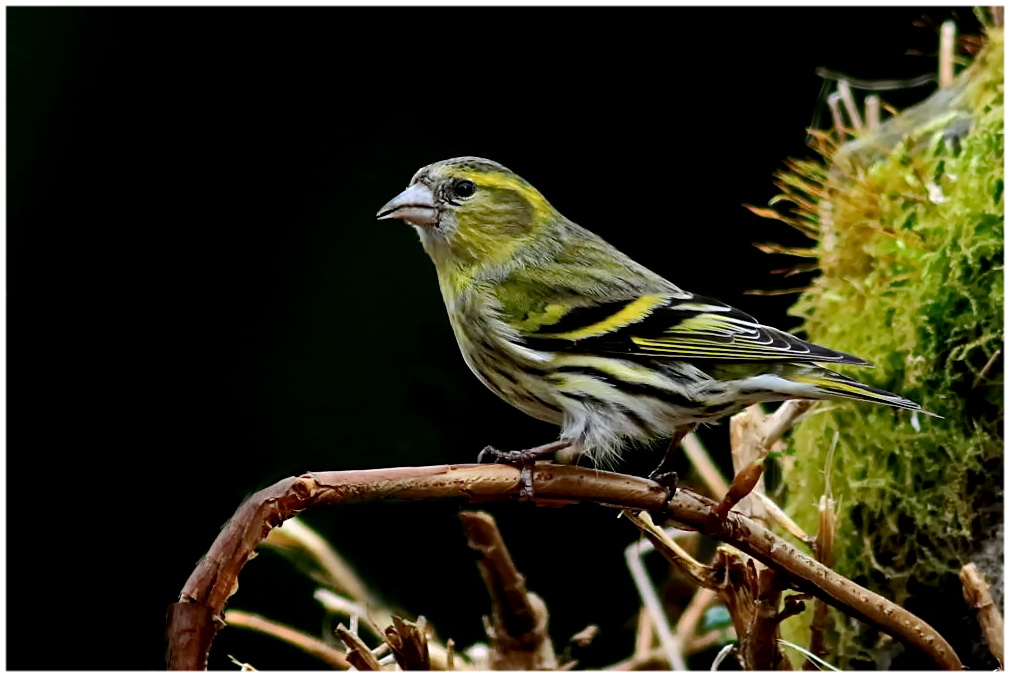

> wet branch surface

[{"left": 166, "top": 463, "right": 962, "bottom": 670}]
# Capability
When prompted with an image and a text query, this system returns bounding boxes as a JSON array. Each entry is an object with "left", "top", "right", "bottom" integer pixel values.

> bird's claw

[
  {"left": 477, "top": 445, "right": 538, "bottom": 501},
  {"left": 477, "top": 443, "right": 567, "bottom": 501},
  {"left": 648, "top": 470, "right": 679, "bottom": 505},
  {"left": 478, "top": 445, "right": 532, "bottom": 466}
]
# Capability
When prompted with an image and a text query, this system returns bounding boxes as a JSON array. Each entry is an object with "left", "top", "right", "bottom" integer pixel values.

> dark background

[{"left": 8, "top": 6, "right": 981, "bottom": 670}]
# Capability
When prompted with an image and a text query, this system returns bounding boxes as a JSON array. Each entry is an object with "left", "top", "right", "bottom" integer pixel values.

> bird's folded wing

[{"left": 513, "top": 293, "right": 868, "bottom": 365}]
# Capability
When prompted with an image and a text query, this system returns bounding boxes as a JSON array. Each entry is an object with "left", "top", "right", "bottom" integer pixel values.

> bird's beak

[{"left": 376, "top": 183, "right": 437, "bottom": 227}]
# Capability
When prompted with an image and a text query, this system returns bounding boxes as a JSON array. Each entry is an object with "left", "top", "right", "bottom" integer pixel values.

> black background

[{"left": 8, "top": 6, "right": 981, "bottom": 670}]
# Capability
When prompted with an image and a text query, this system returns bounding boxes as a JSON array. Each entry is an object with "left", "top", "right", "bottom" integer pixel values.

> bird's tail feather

[{"left": 794, "top": 369, "right": 941, "bottom": 418}]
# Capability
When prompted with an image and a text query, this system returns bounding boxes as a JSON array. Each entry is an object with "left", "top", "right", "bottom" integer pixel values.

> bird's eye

[{"left": 452, "top": 179, "right": 476, "bottom": 199}]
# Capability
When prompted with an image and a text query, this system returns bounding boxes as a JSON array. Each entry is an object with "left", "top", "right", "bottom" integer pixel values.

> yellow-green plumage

[{"left": 377, "top": 157, "right": 927, "bottom": 465}]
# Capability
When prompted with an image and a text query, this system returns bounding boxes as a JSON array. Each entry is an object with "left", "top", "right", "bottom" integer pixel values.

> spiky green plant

[{"left": 761, "top": 25, "right": 1003, "bottom": 670}]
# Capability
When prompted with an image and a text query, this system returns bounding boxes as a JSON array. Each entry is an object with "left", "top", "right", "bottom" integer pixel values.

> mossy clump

[{"left": 765, "top": 27, "right": 1003, "bottom": 670}]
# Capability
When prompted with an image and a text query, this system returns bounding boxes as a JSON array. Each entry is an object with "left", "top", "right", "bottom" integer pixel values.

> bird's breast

[{"left": 444, "top": 293, "right": 564, "bottom": 424}]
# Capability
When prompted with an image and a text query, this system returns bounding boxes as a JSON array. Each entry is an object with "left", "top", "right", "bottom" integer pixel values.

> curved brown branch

[{"left": 166, "top": 463, "right": 962, "bottom": 670}]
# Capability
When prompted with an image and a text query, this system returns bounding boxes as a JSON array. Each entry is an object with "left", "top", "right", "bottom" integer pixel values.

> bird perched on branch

[{"left": 377, "top": 157, "right": 927, "bottom": 470}]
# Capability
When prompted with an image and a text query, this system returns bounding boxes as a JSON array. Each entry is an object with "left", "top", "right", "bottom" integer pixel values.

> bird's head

[{"left": 377, "top": 157, "right": 557, "bottom": 272}]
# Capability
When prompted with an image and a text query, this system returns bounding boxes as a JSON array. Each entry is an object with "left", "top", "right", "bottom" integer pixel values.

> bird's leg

[
  {"left": 648, "top": 424, "right": 698, "bottom": 502},
  {"left": 477, "top": 439, "right": 571, "bottom": 465},
  {"left": 478, "top": 439, "right": 572, "bottom": 501}
]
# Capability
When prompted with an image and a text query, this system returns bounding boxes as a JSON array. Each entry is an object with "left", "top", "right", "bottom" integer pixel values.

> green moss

[{"left": 767, "top": 28, "right": 1003, "bottom": 669}]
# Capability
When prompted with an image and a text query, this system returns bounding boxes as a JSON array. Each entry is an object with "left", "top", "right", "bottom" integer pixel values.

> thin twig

[
  {"left": 313, "top": 589, "right": 385, "bottom": 641},
  {"left": 605, "top": 629, "right": 729, "bottom": 672},
  {"left": 623, "top": 520, "right": 687, "bottom": 670},
  {"left": 633, "top": 607, "right": 653, "bottom": 659},
  {"left": 681, "top": 431, "right": 729, "bottom": 497},
  {"left": 711, "top": 642, "right": 737, "bottom": 670},
  {"left": 228, "top": 654, "right": 258, "bottom": 671},
  {"left": 760, "top": 400, "right": 816, "bottom": 448},
  {"left": 719, "top": 402, "right": 815, "bottom": 524},
  {"left": 674, "top": 586, "right": 719, "bottom": 645},
  {"left": 603, "top": 650, "right": 665, "bottom": 671},
  {"left": 865, "top": 95, "right": 881, "bottom": 132},
  {"left": 167, "top": 463, "right": 963, "bottom": 670},
  {"left": 317, "top": 589, "right": 457, "bottom": 667},
  {"left": 807, "top": 495, "right": 837, "bottom": 669},
  {"left": 336, "top": 623, "right": 383, "bottom": 671},
  {"left": 264, "top": 516, "right": 373, "bottom": 603},
  {"left": 752, "top": 492, "right": 809, "bottom": 542},
  {"left": 624, "top": 511, "right": 711, "bottom": 588},
  {"left": 685, "top": 629, "right": 727, "bottom": 654},
  {"left": 721, "top": 406, "right": 767, "bottom": 519},
  {"left": 827, "top": 93, "right": 847, "bottom": 140},
  {"left": 780, "top": 639, "right": 841, "bottom": 671},
  {"left": 731, "top": 404, "right": 810, "bottom": 540},
  {"left": 972, "top": 348, "right": 1001, "bottom": 388},
  {"left": 836, "top": 80, "right": 864, "bottom": 131},
  {"left": 939, "top": 21, "right": 957, "bottom": 87},
  {"left": 732, "top": 406, "right": 765, "bottom": 473},
  {"left": 225, "top": 610, "right": 350, "bottom": 670}
]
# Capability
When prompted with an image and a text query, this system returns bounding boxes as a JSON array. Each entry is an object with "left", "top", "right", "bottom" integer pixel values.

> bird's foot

[
  {"left": 477, "top": 440, "right": 571, "bottom": 501},
  {"left": 648, "top": 470, "right": 679, "bottom": 504},
  {"left": 644, "top": 424, "right": 694, "bottom": 508}
]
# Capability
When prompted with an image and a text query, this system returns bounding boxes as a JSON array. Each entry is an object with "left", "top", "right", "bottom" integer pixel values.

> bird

[{"left": 376, "top": 156, "right": 927, "bottom": 471}]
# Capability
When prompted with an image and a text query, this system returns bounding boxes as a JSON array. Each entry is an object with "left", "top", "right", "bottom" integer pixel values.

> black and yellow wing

[{"left": 513, "top": 292, "right": 868, "bottom": 365}]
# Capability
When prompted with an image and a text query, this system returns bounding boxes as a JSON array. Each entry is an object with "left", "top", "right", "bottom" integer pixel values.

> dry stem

[
  {"left": 224, "top": 610, "right": 350, "bottom": 670},
  {"left": 865, "top": 95, "right": 881, "bottom": 132},
  {"left": 681, "top": 431, "right": 729, "bottom": 497},
  {"left": 633, "top": 607, "right": 653, "bottom": 659},
  {"left": 336, "top": 623, "right": 383, "bottom": 671},
  {"left": 711, "top": 549, "right": 794, "bottom": 669},
  {"left": 718, "top": 402, "right": 814, "bottom": 528},
  {"left": 626, "top": 510, "right": 792, "bottom": 670},
  {"left": 959, "top": 562, "right": 1004, "bottom": 667},
  {"left": 313, "top": 589, "right": 386, "bottom": 641},
  {"left": 939, "top": 21, "right": 957, "bottom": 87},
  {"left": 623, "top": 521, "right": 687, "bottom": 670},
  {"left": 264, "top": 517, "right": 373, "bottom": 603},
  {"left": 760, "top": 400, "right": 815, "bottom": 447},
  {"left": 460, "top": 510, "right": 557, "bottom": 670},
  {"left": 384, "top": 616, "right": 431, "bottom": 671},
  {"left": 806, "top": 495, "right": 837, "bottom": 669},
  {"left": 836, "top": 80, "right": 864, "bottom": 131},
  {"left": 674, "top": 587, "right": 719, "bottom": 646}
]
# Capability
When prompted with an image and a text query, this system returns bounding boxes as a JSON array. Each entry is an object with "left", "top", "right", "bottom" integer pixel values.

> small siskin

[{"left": 377, "top": 157, "right": 926, "bottom": 468}]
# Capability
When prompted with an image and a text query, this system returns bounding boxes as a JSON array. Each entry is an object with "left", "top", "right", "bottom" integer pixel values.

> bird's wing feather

[{"left": 512, "top": 292, "right": 868, "bottom": 365}]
